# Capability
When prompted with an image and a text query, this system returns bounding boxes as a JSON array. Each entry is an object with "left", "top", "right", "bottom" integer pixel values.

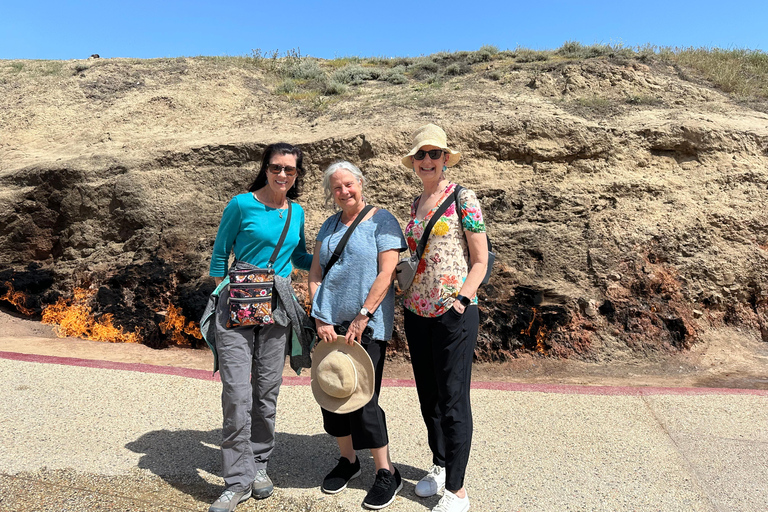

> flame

[
  {"left": 521, "top": 307, "right": 548, "bottom": 354},
  {"left": 42, "top": 288, "right": 141, "bottom": 343},
  {"left": 159, "top": 303, "right": 202, "bottom": 346},
  {"left": 534, "top": 325, "right": 549, "bottom": 354},
  {"left": 1, "top": 281, "right": 35, "bottom": 316}
]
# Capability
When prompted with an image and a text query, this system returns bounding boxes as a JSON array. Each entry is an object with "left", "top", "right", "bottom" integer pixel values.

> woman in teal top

[
  {"left": 207, "top": 142, "right": 312, "bottom": 512},
  {"left": 209, "top": 183, "right": 312, "bottom": 278}
]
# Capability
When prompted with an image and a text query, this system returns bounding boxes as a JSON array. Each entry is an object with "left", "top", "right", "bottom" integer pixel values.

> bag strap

[
  {"left": 453, "top": 184, "right": 464, "bottom": 228},
  {"left": 454, "top": 184, "right": 493, "bottom": 251},
  {"left": 413, "top": 192, "right": 455, "bottom": 262},
  {"left": 267, "top": 200, "right": 293, "bottom": 268},
  {"left": 322, "top": 204, "right": 374, "bottom": 279}
]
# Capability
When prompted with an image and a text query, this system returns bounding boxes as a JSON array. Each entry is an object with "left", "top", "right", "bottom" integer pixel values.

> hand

[
  {"left": 316, "top": 320, "right": 337, "bottom": 343},
  {"left": 344, "top": 315, "right": 369, "bottom": 345},
  {"left": 452, "top": 301, "right": 466, "bottom": 315}
]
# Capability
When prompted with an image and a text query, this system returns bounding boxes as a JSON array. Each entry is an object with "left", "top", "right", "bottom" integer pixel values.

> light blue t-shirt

[
  {"left": 209, "top": 193, "right": 312, "bottom": 278},
  {"left": 311, "top": 209, "right": 406, "bottom": 341}
]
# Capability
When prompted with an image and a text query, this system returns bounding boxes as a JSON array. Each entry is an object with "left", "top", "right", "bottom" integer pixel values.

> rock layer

[{"left": 1, "top": 56, "right": 767, "bottom": 360}]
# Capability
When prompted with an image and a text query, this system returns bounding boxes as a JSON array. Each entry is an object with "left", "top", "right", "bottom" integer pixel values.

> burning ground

[{"left": 1, "top": 54, "right": 768, "bottom": 363}]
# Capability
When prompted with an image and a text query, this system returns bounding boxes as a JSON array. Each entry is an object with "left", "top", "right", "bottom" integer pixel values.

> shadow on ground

[{"left": 126, "top": 429, "right": 428, "bottom": 506}]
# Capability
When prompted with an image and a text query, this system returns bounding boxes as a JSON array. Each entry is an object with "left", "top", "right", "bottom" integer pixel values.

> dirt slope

[{"left": 1, "top": 55, "right": 768, "bottom": 366}]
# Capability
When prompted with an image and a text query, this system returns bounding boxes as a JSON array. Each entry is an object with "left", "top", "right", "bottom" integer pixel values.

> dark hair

[{"left": 248, "top": 142, "right": 306, "bottom": 199}]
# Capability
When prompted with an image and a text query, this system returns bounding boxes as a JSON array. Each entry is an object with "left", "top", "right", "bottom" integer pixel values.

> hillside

[{"left": 2, "top": 47, "right": 768, "bottom": 369}]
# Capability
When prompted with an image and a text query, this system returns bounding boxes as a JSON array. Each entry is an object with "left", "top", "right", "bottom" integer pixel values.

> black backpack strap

[
  {"left": 453, "top": 184, "right": 493, "bottom": 251},
  {"left": 267, "top": 200, "right": 293, "bottom": 268},
  {"left": 322, "top": 204, "right": 374, "bottom": 279},
  {"left": 453, "top": 184, "right": 465, "bottom": 227}
]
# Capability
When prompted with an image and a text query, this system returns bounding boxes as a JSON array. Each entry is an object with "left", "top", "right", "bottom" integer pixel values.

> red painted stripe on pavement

[
  {"left": 0, "top": 350, "right": 223, "bottom": 380},
  {"left": 0, "top": 350, "right": 313, "bottom": 385},
  {"left": 2, "top": 350, "right": 766, "bottom": 396},
  {"left": 470, "top": 380, "right": 768, "bottom": 396}
]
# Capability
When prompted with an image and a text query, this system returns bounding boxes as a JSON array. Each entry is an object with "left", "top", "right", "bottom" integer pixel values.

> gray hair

[{"left": 322, "top": 161, "right": 365, "bottom": 206}]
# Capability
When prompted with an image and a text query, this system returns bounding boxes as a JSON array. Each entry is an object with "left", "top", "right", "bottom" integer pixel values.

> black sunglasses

[{"left": 413, "top": 149, "right": 445, "bottom": 161}]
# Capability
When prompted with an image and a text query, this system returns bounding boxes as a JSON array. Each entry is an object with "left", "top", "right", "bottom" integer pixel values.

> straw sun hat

[
  {"left": 311, "top": 336, "right": 375, "bottom": 414},
  {"left": 401, "top": 123, "right": 461, "bottom": 168}
]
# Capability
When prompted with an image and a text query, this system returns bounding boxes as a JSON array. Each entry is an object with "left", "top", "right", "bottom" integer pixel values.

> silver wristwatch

[{"left": 360, "top": 307, "right": 374, "bottom": 319}]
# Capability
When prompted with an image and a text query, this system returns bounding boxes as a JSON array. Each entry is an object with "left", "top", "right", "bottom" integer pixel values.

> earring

[{"left": 443, "top": 165, "right": 447, "bottom": 172}]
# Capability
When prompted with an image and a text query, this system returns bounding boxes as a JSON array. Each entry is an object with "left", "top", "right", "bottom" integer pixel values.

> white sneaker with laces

[
  {"left": 432, "top": 489, "right": 469, "bottom": 512},
  {"left": 415, "top": 464, "right": 446, "bottom": 497}
]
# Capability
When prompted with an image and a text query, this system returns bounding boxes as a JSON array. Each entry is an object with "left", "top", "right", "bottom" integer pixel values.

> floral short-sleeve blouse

[{"left": 404, "top": 183, "right": 486, "bottom": 317}]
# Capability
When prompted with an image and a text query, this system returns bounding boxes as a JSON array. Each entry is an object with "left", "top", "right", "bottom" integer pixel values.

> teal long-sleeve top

[{"left": 209, "top": 192, "right": 313, "bottom": 278}]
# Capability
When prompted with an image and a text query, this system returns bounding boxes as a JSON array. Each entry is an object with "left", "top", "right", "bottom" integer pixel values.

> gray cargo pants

[{"left": 214, "top": 291, "right": 289, "bottom": 492}]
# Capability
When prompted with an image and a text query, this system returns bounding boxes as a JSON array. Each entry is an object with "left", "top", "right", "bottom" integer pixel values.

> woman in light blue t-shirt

[{"left": 308, "top": 161, "right": 406, "bottom": 509}]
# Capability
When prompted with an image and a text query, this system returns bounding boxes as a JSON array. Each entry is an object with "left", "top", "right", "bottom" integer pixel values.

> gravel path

[{"left": 2, "top": 358, "right": 767, "bottom": 511}]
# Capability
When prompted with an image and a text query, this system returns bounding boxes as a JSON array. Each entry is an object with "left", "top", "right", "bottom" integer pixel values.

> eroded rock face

[{"left": 2, "top": 57, "right": 768, "bottom": 360}]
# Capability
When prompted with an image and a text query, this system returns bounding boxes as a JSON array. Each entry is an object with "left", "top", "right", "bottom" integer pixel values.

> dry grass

[
  {"left": 2, "top": 44, "right": 766, "bottom": 105},
  {"left": 662, "top": 47, "right": 768, "bottom": 99}
]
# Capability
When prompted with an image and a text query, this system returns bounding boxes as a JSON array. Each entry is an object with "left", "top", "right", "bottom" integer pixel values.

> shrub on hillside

[{"left": 332, "top": 64, "right": 377, "bottom": 85}]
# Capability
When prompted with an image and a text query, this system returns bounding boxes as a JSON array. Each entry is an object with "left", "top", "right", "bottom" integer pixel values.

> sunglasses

[
  {"left": 413, "top": 149, "right": 445, "bottom": 161},
  {"left": 267, "top": 164, "right": 298, "bottom": 176}
]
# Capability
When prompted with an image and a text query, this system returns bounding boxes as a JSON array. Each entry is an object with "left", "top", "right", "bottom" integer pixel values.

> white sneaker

[
  {"left": 432, "top": 489, "right": 469, "bottom": 512},
  {"left": 414, "top": 464, "right": 446, "bottom": 498}
]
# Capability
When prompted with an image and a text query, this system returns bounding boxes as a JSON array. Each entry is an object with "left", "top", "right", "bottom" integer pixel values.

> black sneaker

[
  {"left": 322, "top": 456, "right": 361, "bottom": 494},
  {"left": 363, "top": 467, "right": 403, "bottom": 510}
]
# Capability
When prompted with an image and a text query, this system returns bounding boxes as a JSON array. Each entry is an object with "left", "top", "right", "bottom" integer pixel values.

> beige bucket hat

[
  {"left": 311, "top": 336, "right": 375, "bottom": 414},
  {"left": 401, "top": 123, "right": 461, "bottom": 168}
]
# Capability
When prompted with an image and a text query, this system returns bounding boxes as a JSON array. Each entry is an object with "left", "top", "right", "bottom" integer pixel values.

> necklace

[
  {"left": 253, "top": 191, "right": 288, "bottom": 218},
  {"left": 430, "top": 181, "right": 450, "bottom": 198},
  {"left": 419, "top": 182, "right": 450, "bottom": 215},
  {"left": 327, "top": 212, "right": 345, "bottom": 256}
]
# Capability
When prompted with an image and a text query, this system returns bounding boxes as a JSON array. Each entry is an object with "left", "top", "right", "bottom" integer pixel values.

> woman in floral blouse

[{"left": 399, "top": 124, "right": 489, "bottom": 512}]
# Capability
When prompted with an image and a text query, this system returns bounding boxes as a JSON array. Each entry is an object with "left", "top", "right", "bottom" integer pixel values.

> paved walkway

[{"left": 1, "top": 349, "right": 767, "bottom": 511}]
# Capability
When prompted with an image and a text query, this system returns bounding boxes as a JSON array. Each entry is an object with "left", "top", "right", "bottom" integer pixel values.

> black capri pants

[{"left": 321, "top": 326, "right": 389, "bottom": 450}]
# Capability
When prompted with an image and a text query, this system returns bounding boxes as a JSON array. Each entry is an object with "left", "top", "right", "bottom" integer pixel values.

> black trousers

[
  {"left": 321, "top": 336, "right": 389, "bottom": 450},
  {"left": 404, "top": 305, "right": 478, "bottom": 491}
]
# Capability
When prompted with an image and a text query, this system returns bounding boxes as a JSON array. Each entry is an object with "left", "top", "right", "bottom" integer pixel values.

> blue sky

[{"left": 1, "top": 0, "right": 765, "bottom": 60}]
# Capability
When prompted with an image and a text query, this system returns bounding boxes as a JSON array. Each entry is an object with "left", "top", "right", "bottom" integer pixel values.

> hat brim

[
  {"left": 311, "top": 336, "right": 375, "bottom": 414},
  {"left": 401, "top": 142, "right": 461, "bottom": 168}
]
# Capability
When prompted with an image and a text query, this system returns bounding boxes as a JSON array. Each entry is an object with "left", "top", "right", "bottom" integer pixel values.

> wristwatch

[
  {"left": 360, "top": 307, "right": 374, "bottom": 319},
  {"left": 456, "top": 295, "right": 471, "bottom": 307}
]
